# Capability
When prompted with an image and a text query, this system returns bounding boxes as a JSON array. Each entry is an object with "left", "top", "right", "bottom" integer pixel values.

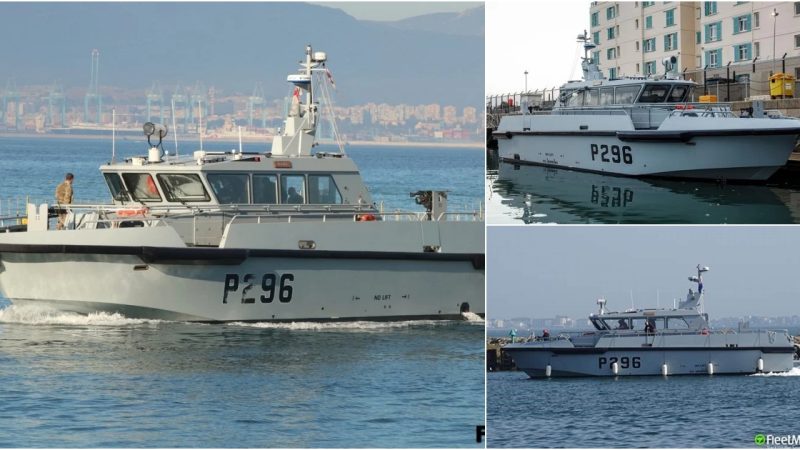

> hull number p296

[
  {"left": 591, "top": 144, "right": 633, "bottom": 164},
  {"left": 223, "top": 273, "right": 295, "bottom": 304}
]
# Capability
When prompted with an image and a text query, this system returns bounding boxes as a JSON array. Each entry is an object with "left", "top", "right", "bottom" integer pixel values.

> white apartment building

[{"left": 590, "top": 1, "right": 800, "bottom": 81}]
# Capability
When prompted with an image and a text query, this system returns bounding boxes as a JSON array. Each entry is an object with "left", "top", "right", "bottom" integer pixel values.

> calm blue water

[
  {"left": 488, "top": 369, "right": 800, "bottom": 448},
  {"left": 0, "top": 136, "right": 485, "bottom": 447},
  {"left": 487, "top": 150, "right": 800, "bottom": 224}
]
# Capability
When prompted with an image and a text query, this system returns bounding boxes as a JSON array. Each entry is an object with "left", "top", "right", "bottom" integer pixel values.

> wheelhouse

[
  {"left": 559, "top": 80, "right": 695, "bottom": 108},
  {"left": 100, "top": 152, "right": 372, "bottom": 208}
]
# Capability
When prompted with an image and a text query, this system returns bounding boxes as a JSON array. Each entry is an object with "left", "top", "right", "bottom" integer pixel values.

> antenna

[{"left": 171, "top": 97, "right": 179, "bottom": 158}]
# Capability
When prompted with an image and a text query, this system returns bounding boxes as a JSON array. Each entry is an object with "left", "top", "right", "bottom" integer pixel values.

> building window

[
  {"left": 795, "top": 2, "right": 800, "bottom": 15},
  {"left": 705, "top": 49, "right": 722, "bottom": 68},
  {"left": 753, "top": 11, "right": 759, "bottom": 28},
  {"left": 645, "top": 15, "right": 653, "bottom": 29},
  {"left": 607, "top": 26, "right": 616, "bottom": 40},
  {"left": 644, "top": 61, "right": 657, "bottom": 75},
  {"left": 734, "top": 14, "right": 752, "bottom": 34},
  {"left": 754, "top": 41, "right": 760, "bottom": 57},
  {"left": 609, "top": 67, "right": 618, "bottom": 79},
  {"left": 593, "top": 50, "right": 601, "bottom": 63},
  {"left": 593, "top": 31, "right": 601, "bottom": 44},
  {"left": 606, "top": 6, "right": 616, "bottom": 20},
  {"left": 664, "top": 33, "right": 678, "bottom": 51},
  {"left": 705, "top": 22, "right": 722, "bottom": 42},
  {"left": 592, "top": 11, "right": 599, "bottom": 27},
  {"left": 665, "top": 8, "right": 676, "bottom": 26},
  {"left": 795, "top": 67, "right": 800, "bottom": 79},
  {"left": 642, "top": 1, "right": 654, "bottom": 7},
  {"left": 607, "top": 47, "right": 617, "bottom": 60},
  {"left": 795, "top": 34, "right": 800, "bottom": 48},
  {"left": 635, "top": 18, "right": 639, "bottom": 29},
  {"left": 696, "top": 31, "right": 701, "bottom": 44},
  {"left": 704, "top": 1, "right": 717, "bottom": 16},
  {"left": 636, "top": 63, "right": 641, "bottom": 73},
  {"left": 734, "top": 43, "right": 752, "bottom": 62},
  {"left": 644, "top": 38, "right": 656, "bottom": 52},
  {"left": 635, "top": 40, "right": 640, "bottom": 51}
]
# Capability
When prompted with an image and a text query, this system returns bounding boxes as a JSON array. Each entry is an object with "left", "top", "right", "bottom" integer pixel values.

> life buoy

[
  {"left": 357, "top": 214, "right": 376, "bottom": 222},
  {"left": 700, "top": 328, "right": 710, "bottom": 336},
  {"left": 117, "top": 207, "right": 149, "bottom": 217}
]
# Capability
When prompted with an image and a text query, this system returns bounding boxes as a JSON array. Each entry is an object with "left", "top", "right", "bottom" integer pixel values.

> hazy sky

[
  {"left": 486, "top": 0, "right": 591, "bottom": 94},
  {"left": 488, "top": 227, "right": 800, "bottom": 320},
  {"left": 313, "top": 1, "right": 478, "bottom": 20}
]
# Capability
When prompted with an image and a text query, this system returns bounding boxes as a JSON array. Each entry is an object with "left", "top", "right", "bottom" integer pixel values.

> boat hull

[
  {"left": 504, "top": 345, "right": 794, "bottom": 377},
  {"left": 0, "top": 248, "right": 484, "bottom": 322},
  {"left": 496, "top": 132, "right": 796, "bottom": 181}
]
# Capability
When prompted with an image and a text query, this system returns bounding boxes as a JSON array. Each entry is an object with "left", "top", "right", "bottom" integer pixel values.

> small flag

[{"left": 326, "top": 68, "right": 336, "bottom": 89}]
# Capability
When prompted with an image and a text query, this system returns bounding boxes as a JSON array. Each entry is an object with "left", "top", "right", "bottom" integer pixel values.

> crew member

[{"left": 55, "top": 172, "right": 74, "bottom": 230}]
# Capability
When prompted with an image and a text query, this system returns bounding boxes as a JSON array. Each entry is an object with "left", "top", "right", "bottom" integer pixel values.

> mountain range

[{"left": 0, "top": 2, "right": 484, "bottom": 108}]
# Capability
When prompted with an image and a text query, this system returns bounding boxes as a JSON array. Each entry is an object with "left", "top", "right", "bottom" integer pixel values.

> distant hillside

[
  {"left": 373, "top": 5, "right": 484, "bottom": 37},
  {"left": 0, "top": 2, "right": 484, "bottom": 108}
]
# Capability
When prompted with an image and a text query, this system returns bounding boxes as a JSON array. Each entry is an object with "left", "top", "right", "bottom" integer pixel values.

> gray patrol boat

[
  {"left": 0, "top": 46, "right": 485, "bottom": 322},
  {"left": 504, "top": 266, "right": 794, "bottom": 377},
  {"left": 495, "top": 32, "right": 800, "bottom": 181}
]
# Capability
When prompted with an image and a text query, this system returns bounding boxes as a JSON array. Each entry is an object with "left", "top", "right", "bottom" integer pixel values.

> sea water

[
  {"left": 0, "top": 137, "right": 485, "bottom": 447},
  {"left": 488, "top": 369, "right": 800, "bottom": 448},
  {"left": 487, "top": 150, "right": 800, "bottom": 224}
]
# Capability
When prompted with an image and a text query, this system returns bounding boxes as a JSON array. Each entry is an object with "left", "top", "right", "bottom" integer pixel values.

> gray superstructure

[
  {"left": 504, "top": 266, "right": 794, "bottom": 377},
  {"left": 495, "top": 32, "right": 800, "bottom": 181},
  {"left": 0, "top": 46, "right": 485, "bottom": 322}
]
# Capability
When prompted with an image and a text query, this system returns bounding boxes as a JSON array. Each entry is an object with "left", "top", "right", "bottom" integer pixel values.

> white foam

[
  {"left": 228, "top": 319, "right": 463, "bottom": 332},
  {"left": 461, "top": 311, "right": 485, "bottom": 323},
  {"left": 749, "top": 366, "right": 800, "bottom": 377},
  {"left": 0, "top": 304, "right": 162, "bottom": 326}
]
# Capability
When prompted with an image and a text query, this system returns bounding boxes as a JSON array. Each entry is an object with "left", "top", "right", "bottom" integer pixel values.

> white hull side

[
  {"left": 497, "top": 134, "right": 795, "bottom": 181},
  {"left": 505, "top": 348, "right": 794, "bottom": 377},
  {"left": 0, "top": 252, "right": 483, "bottom": 321}
]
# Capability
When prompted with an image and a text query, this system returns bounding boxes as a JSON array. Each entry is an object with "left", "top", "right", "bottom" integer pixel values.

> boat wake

[
  {"left": 749, "top": 367, "right": 800, "bottom": 377},
  {"left": 0, "top": 304, "right": 162, "bottom": 327},
  {"left": 460, "top": 311, "right": 485, "bottom": 323},
  {"left": 229, "top": 319, "right": 467, "bottom": 332}
]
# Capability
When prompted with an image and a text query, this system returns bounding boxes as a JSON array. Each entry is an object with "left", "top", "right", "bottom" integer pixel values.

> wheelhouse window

[
  {"left": 584, "top": 89, "right": 600, "bottom": 106},
  {"left": 207, "top": 173, "right": 250, "bottom": 204},
  {"left": 599, "top": 88, "right": 615, "bottom": 105},
  {"left": 667, "top": 85, "right": 691, "bottom": 102},
  {"left": 308, "top": 175, "right": 343, "bottom": 204},
  {"left": 281, "top": 174, "right": 306, "bottom": 204},
  {"left": 566, "top": 90, "right": 583, "bottom": 107},
  {"left": 157, "top": 173, "right": 210, "bottom": 202},
  {"left": 667, "top": 317, "right": 690, "bottom": 329},
  {"left": 615, "top": 85, "right": 641, "bottom": 104},
  {"left": 638, "top": 84, "right": 670, "bottom": 103},
  {"left": 103, "top": 173, "right": 129, "bottom": 202},
  {"left": 121, "top": 173, "right": 162, "bottom": 202},
  {"left": 253, "top": 174, "right": 278, "bottom": 204}
]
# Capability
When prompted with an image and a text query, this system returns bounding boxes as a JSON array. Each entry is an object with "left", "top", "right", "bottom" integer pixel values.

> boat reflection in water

[{"left": 488, "top": 160, "right": 800, "bottom": 224}]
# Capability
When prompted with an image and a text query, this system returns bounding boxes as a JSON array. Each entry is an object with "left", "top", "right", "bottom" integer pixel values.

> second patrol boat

[
  {"left": 495, "top": 32, "right": 800, "bottom": 181},
  {"left": 0, "top": 46, "right": 485, "bottom": 322},
  {"left": 504, "top": 265, "right": 795, "bottom": 377}
]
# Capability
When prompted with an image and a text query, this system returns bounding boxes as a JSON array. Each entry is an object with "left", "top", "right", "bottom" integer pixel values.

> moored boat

[{"left": 495, "top": 32, "right": 800, "bottom": 181}]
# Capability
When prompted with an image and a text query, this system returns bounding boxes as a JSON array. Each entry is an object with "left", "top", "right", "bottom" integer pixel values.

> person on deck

[{"left": 55, "top": 173, "right": 74, "bottom": 230}]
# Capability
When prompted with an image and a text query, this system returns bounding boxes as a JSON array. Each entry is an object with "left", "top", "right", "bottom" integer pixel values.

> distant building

[{"left": 590, "top": 1, "right": 800, "bottom": 80}]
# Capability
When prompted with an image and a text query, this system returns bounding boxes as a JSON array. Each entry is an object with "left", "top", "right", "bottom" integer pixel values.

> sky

[
  {"left": 312, "top": 1, "right": 478, "bottom": 20},
  {"left": 486, "top": 0, "right": 592, "bottom": 94},
  {"left": 488, "top": 226, "right": 800, "bottom": 320}
]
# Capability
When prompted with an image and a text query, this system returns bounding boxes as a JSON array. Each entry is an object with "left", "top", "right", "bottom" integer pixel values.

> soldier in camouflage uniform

[{"left": 54, "top": 173, "right": 74, "bottom": 230}]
